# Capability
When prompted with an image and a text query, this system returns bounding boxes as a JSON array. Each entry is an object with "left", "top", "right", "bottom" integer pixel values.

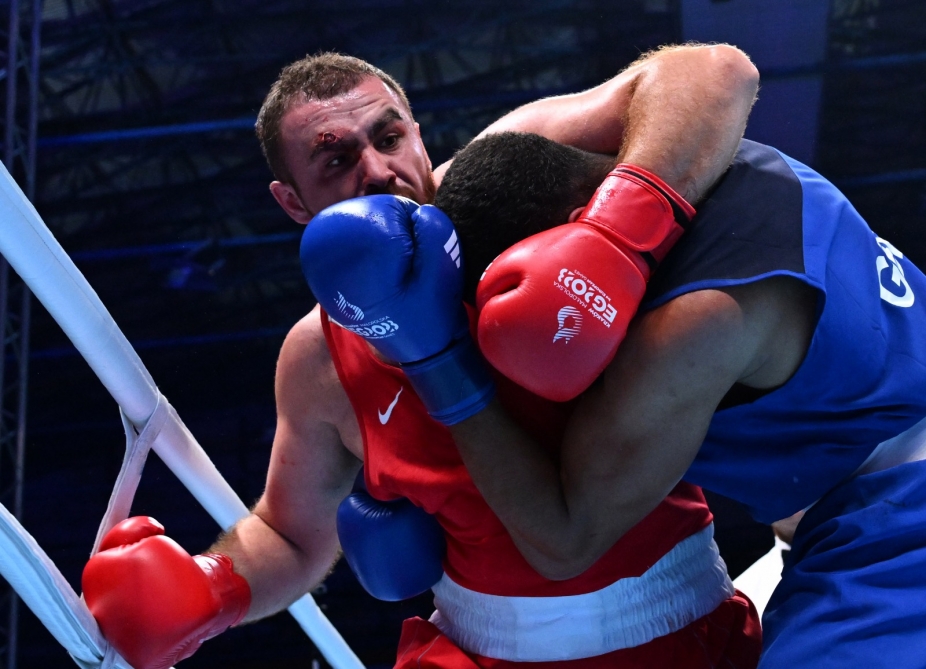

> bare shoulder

[
  {"left": 276, "top": 306, "right": 352, "bottom": 424},
  {"left": 724, "top": 275, "right": 818, "bottom": 389},
  {"left": 619, "top": 275, "right": 817, "bottom": 398},
  {"left": 278, "top": 305, "right": 330, "bottom": 373}
]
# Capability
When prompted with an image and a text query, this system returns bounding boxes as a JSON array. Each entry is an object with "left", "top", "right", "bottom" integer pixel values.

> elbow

[
  {"left": 533, "top": 559, "right": 591, "bottom": 582},
  {"left": 514, "top": 507, "right": 645, "bottom": 580},
  {"left": 521, "top": 538, "right": 606, "bottom": 582},
  {"left": 704, "top": 44, "right": 760, "bottom": 98},
  {"left": 653, "top": 43, "right": 759, "bottom": 111}
]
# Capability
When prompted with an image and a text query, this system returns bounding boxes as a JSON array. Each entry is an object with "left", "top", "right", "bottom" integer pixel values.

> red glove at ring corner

[{"left": 82, "top": 516, "right": 251, "bottom": 669}]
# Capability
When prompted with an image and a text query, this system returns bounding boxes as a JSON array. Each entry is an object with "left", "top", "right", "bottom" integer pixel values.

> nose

[{"left": 359, "top": 148, "right": 396, "bottom": 195}]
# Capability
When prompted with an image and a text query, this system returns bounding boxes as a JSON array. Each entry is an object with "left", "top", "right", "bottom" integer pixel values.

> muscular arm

[
  {"left": 211, "top": 309, "right": 361, "bottom": 622},
  {"left": 434, "top": 43, "right": 759, "bottom": 202},
  {"left": 451, "top": 278, "right": 815, "bottom": 580}
]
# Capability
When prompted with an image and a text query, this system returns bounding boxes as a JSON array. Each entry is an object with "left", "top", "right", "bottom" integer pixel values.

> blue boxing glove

[
  {"left": 301, "top": 195, "right": 495, "bottom": 424},
  {"left": 336, "top": 469, "right": 445, "bottom": 601}
]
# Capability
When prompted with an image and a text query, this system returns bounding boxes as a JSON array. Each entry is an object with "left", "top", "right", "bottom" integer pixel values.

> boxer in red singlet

[{"left": 322, "top": 310, "right": 760, "bottom": 668}]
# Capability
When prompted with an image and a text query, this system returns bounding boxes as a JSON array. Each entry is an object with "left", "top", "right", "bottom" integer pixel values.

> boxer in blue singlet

[
  {"left": 427, "top": 132, "right": 926, "bottom": 668},
  {"left": 643, "top": 139, "right": 926, "bottom": 667}
]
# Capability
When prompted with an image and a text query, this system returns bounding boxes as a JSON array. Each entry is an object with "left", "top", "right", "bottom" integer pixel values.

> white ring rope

[
  {"left": 0, "top": 161, "right": 364, "bottom": 669},
  {"left": 91, "top": 395, "right": 170, "bottom": 557},
  {"left": 0, "top": 503, "right": 126, "bottom": 669}
]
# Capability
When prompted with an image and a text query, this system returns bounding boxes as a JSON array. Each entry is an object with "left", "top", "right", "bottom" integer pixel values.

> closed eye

[{"left": 326, "top": 152, "right": 357, "bottom": 169}]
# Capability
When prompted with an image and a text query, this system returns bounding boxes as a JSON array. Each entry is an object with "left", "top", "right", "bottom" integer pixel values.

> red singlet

[{"left": 321, "top": 310, "right": 760, "bottom": 668}]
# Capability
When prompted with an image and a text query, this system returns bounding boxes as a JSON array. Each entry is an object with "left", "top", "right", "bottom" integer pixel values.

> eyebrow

[
  {"left": 371, "top": 108, "right": 404, "bottom": 136},
  {"left": 309, "top": 133, "right": 354, "bottom": 161},
  {"left": 308, "top": 108, "right": 405, "bottom": 162}
]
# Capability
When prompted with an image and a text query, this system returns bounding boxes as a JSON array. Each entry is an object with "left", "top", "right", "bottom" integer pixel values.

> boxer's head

[
  {"left": 434, "top": 131, "right": 614, "bottom": 302},
  {"left": 258, "top": 53, "right": 434, "bottom": 223}
]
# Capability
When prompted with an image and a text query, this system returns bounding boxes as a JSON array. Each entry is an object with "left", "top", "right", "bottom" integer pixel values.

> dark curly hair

[{"left": 434, "top": 132, "right": 614, "bottom": 302}]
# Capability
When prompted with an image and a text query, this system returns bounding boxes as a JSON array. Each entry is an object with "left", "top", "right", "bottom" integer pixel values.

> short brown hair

[{"left": 256, "top": 52, "right": 411, "bottom": 183}]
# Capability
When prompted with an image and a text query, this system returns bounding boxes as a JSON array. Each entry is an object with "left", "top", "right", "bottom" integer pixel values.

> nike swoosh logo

[{"left": 378, "top": 387, "right": 404, "bottom": 425}]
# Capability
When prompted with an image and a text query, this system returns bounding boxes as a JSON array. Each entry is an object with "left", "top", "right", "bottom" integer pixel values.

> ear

[
  {"left": 567, "top": 206, "right": 585, "bottom": 223},
  {"left": 270, "top": 181, "right": 313, "bottom": 224},
  {"left": 432, "top": 160, "right": 450, "bottom": 188}
]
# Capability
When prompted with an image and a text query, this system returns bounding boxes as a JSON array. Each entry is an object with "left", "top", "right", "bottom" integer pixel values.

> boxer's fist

[
  {"left": 82, "top": 516, "right": 251, "bottom": 669},
  {"left": 301, "top": 195, "right": 494, "bottom": 424},
  {"left": 337, "top": 469, "right": 445, "bottom": 601},
  {"left": 477, "top": 165, "right": 694, "bottom": 401},
  {"left": 300, "top": 194, "right": 468, "bottom": 364}
]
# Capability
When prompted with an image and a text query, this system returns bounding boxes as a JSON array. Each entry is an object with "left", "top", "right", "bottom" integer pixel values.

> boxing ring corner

[{"left": 0, "top": 161, "right": 364, "bottom": 669}]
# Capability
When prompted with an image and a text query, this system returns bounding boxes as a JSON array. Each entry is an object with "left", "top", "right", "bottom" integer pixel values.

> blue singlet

[{"left": 643, "top": 140, "right": 926, "bottom": 668}]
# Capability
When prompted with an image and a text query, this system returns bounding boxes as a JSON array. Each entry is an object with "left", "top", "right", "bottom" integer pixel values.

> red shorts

[{"left": 394, "top": 591, "right": 761, "bottom": 669}]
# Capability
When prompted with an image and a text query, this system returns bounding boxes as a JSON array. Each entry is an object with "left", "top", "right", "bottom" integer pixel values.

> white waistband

[
  {"left": 429, "top": 523, "right": 734, "bottom": 662},
  {"left": 854, "top": 414, "right": 926, "bottom": 477}
]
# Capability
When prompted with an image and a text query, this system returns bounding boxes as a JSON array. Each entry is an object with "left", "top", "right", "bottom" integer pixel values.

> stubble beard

[{"left": 389, "top": 168, "right": 436, "bottom": 205}]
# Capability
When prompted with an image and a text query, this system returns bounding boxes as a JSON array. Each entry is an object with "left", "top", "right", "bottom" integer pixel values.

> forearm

[
  {"left": 211, "top": 512, "right": 339, "bottom": 622},
  {"left": 474, "top": 44, "right": 758, "bottom": 204},
  {"left": 450, "top": 400, "right": 640, "bottom": 580},
  {"left": 617, "top": 44, "right": 759, "bottom": 202}
]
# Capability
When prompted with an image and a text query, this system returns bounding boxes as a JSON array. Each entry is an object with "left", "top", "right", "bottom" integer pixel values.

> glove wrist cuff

[
  {"left": 613, "top": 163, "right": 696, "bottom": 223},
  {"left": 402, "top": 337, "right": 496, "bottom": 425},
  {"left": 195, "top": 553, "right": 252, "bottom": 632},
  {"left": 579, "top": 163, "right": 696, "bottom": 279}
]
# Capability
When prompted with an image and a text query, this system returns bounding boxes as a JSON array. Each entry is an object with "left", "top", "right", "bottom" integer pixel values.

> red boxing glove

[
  {"left": 82, "top": 516, "right": 251, "bottom": 669},
  {"left": 476, "top": 164, "right": 695, "bottom": 401}
]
